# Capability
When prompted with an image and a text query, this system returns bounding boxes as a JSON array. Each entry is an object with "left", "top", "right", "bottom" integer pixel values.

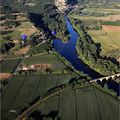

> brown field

[
  {"left": 0, "top": 73, "right": 12, "bottom": 80},
  {"left": 100, "top": 15, "right": 120, "bottom": 21},
  {"left": 102, "top": 25, "right": 120, "bottom": 32},
  {"left": 13, "top": 45, "right": 30, "bottom": 55}
]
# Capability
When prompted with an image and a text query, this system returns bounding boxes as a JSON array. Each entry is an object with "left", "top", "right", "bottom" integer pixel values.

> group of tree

[{"left": 1, "top": 0, "right": 69, "bottom": 42}]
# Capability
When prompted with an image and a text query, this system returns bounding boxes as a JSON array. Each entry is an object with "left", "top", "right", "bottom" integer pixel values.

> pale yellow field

[{"left": 88, "top": 30, "right": 120, "bottom": 55}]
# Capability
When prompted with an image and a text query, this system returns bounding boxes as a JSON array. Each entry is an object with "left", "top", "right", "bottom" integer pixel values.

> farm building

[{"left": 17, "top": 64, "right": 53, "bottom": 72}]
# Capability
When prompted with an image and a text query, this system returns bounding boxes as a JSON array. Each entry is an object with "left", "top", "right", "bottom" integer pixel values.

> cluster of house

[{"left": 17, "top": 64, "right": 52, "bottom": 72}]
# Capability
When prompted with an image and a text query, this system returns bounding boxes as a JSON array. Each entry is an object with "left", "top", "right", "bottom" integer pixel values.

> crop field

[
  {"left": 1, "top": 58, "right": 21, "bottom": 73},
  {"left": 16, "top": 22, "right": 34, "bottom": 29},
  {"left": 27, "top": 96, "right": 60, "bottom": 120},
  {"left": 100, "top": 21, "right": 120, "bottom": 26},
  {"left": 82, "top": 8, "right": 120, "bottom": 14},
  {"left": 28, "top": 42, "right": 50, "bottom": 55},
  {"left": 76, "top": 86, "right": 101, "bottom": 120},
  {"left": 88, "top": 30, "right": 120, "bottom": 55},
  {"left": 94, "top": 87, "right": 119, "bottom": 120},
  {"left": 27, "top": 86, "right": 119, "bottom": 120},
  {"left": 16, "top": 21, "right": 37, "bottom": 36},
  {"left": 0, "top": 21, "right": 36, "bottom": 42},
  {"left": 103, "top": 48, "right": 120, "bottom": 59},
  {"left": 23, "top": 54, "right": 67, "bottom": 71},
  {"left": 59, "top": 89, "right": 76, "bottom": 120},
  {"left": 1, "top": 73, "right": 76, "bottom": 120}
]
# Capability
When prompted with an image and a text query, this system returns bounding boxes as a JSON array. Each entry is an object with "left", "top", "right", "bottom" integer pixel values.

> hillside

[{"left": 1, "top": 0, "right": 69, "bottom": 42}]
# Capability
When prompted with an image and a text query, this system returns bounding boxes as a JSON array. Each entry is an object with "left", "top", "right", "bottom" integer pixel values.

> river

[
  {"left": 28, "top": 13, "right": 101, "bottom": 79},
  {"left": 52, "top": 18, "right": 101, "bottom": 79}
]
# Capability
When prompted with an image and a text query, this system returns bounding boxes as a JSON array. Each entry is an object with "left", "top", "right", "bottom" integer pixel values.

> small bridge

[{"left": 90, "top": 73, "right": 120, "bottom": 83}]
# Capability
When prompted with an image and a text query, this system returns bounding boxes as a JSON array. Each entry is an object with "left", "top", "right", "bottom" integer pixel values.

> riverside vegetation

[{"left": 70, "top": 18, "right": 120, "bottom": 75}]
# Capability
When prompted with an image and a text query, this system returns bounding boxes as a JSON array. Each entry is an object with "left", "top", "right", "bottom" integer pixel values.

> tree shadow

[
  {"left": 29, "top": 110, "right": 43, "bottom": 120},
  {"left": 29, "top": 110, "right": 60, "bottom": 120}
]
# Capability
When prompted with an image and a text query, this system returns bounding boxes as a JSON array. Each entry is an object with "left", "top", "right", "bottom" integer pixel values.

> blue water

[{"left": 52, "top": 18, "right": 101, "bottom": 79}]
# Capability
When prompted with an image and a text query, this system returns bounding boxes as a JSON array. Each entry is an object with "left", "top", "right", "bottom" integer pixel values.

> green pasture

[{"left": 28, "top": 42, "right": 50, "bottom": 55}]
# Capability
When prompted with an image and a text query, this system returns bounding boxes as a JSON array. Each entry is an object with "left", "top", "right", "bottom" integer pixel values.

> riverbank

[
  {"left": 52, "top": 18, "right": 101, "bottom": 79},
  {"left": 69, "top": 18, "right": 120, "bottom": 76},
  {"left": 53, "top": 51, "right": 91, "bottom": 80}
]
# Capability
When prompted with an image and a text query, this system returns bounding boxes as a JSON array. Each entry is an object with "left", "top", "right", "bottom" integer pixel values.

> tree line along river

[{"left": 52, "top": 18, "right": 101, "bottom": 79}]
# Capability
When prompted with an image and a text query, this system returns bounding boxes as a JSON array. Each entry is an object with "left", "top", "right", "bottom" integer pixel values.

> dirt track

[{"left": 0, "top": 73, "right": 13, "bottom": 81}]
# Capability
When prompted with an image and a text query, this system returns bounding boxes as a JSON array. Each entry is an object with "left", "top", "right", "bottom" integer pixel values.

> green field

[
  {"left": 100, "top": 20, "right": 120, "bottom": 26},
  {"left": 1, "top": 58, "right": 21, "bottom": 73},
  {"left": 6, "top": 30, "right": 22, "bottom": 40},
  {"left": 16, "top": 21, "right": 34, "bottom": 29},
  {"left": 28, "top": 42, "right": 50, "bottom": 55},
  {"left": 82, "top": 8, "right": 120, "bottom": 14},
  {"left": 1, "top": 73, "right": 76, "bottom": 120},
  {"left": 23, "top": 54, "right": 67, "bottom": 71},
  {"left": 31, "top": 96, "right": 59, "bottom": 118},
  {"left": 27, "top": 86, "right": 119, "bottom": 120}
]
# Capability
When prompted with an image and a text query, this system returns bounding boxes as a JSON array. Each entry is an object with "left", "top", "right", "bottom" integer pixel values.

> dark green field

[
  {"left": 100, "top": 20, "right": 120, "bottom": 26},
  {"left": 1, "top": 73, "right": 76, "bottom": 120},
  {"left": 1, "top": 58, "right": 21, "bottom": 73},
  {"left": 27, "top": 86, "right": 119, "bottom": 120}
]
